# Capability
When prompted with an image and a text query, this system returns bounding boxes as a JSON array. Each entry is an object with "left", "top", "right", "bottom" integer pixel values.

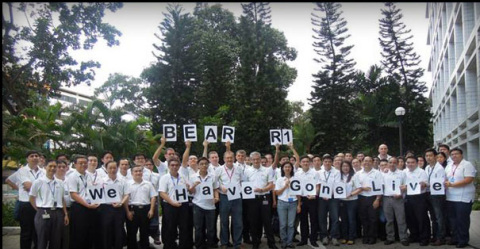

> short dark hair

[
  {"left": 405, "top": 156, "right": 418, "bottom": 162},
  {"left": 101, "top": 151, "right": 114, "bottom": 159},
  {"left": 450, "top": 147, "right": 463, "bottom": 155},
  {"left": 299, "top": 155, "right": 311, "bottom": 162},
  {"left": 167, "top": 158, "right": 181, "bottom": 166},
  {"left": 438, "top": 143, "right": 450, "bottom": 151},
  {"left": 197, "top": 157, "right": 209, "bottom": 165},
  {"left": 322, "top": 154, "right": 333, "bottom": 161},
  {"left": 132, "top": 153, "right": 146, "bottom": 161},
  {"left": 105, "top": 160, "right": 117, "bottom": 169},
  {"left": 26, "top": 150, "right": 40, "bottom": 158},
  {"left": 312, "top": 154, "right": 322, "bottom": 160},
  {"left": 280, "top": 162, "right": 295, "bottom": 177},
  {"left": 424, "top": 148, "right": 438, "bottom": 156},
  {"left": 73, "top": 155, "right": 87, "bottom": 164},
  {"left": 55, "top": 153, "right": 69, "bottom": 161},
  {"left": 380, "top": 159, "right": 388, "bottom": 163}
]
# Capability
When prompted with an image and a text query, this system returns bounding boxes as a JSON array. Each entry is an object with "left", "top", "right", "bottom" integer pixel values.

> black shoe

[
  {"left": 362, "top": 238, "right": 369, "bottom": 244},
  {"left": 447, "top": 240, "right": 458, "bottom": 245},
  {"left": 244, "top": 238, "right": 252, "bottom": 245},
  {"left": 401, "top": 241, "right": 410, "bottom": 246},
  {"left": 384, "top": 240, "right": 394, "bottom": 245},
  {"left": 456, "top": 244, "right": 468, "bottom": 248},
  {"left": 297, "top": 241, "right": 307, "bottom": 246},
  {"left": 287, "top": 244, "right": 295, "bottom": 248},
  {"left": 227, "top": 242, "right": 234, "bottom": 247},
  {"left": 252, "top": 244, "right": 259, "bottom": 249},
  {"left": 368, "top": 239, "right": 376, "bottom": 244},
  {"left": 210, "top": 244, "right": 219, "bottom": 248},
  {"left": 310, "top": 241, "right": 319, "bottom": 247},
  {"left": 269, "top": 245, "right": 279, "bottom": 249},
  {"left": 292, "top": 238, "right": 300, "bottom": 243},
  {"left": 419, "top": 241, "right": 429, "bottom": 246}
]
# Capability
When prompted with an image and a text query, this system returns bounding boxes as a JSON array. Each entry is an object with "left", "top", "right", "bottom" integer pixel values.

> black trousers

[
  {"left": 299, "top": 197, "right": 318, "bottom": 243},
  {"left": 19, "top": 201, "right": 37, "bottom": 249},
  {"left": 242, "top": 199, "right": 251, "bottom": 241},
  {"left": 100, "top": 204, "right": 125, "bottom": 249},
  {"left": 162, "top": 202, "right": 190, "bottom": 249},
  {"left": 126, "top": 204, "right": 151, "bottom": 249},
  {"left": 70, "top": 202, "right": 95, "bottom": 249},
  {"left": 245, "top": 195, "right": 275, "bottom": 247},
  {"left": 405, "top": 193, "right": 430, "bottom": 243},
  {"left": 358, "top": 196, "right": 379, "bottom": 241}
]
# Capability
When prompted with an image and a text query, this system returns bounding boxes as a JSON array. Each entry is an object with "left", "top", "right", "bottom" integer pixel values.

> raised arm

[
  {"left": 153, "top": 136, "right": 166, "bottom": 167},
  {"left": 182, "top": 140, "right": 192, "bottom": 167},
  {"left": 202, "top": 140, "right": 209, "bottom": 158},
  {"left": 289, "top": 142, "right": 300, "bottom": 167},
  {"left": 272, "top": 143, "right": 280, "bottom": 167},
  {"left": 225, "top": 141, "right": 231, "bottom": 153}
]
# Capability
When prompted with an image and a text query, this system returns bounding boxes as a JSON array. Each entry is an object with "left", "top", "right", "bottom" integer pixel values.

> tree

[
  {"left": 309, "top": 2, "right": 357, "bottom": 154},
  {"left": 379, "top": 2, "right": 432, "bottom": 154},
  {"left": 2, "top": 2, "right": 123, "bottom": 115},
  {"left": 142, "top": 4, "right": 199, "bottom": 151},
  {"left": 233, "top": 2, "right": 297, "bottom": 153}
]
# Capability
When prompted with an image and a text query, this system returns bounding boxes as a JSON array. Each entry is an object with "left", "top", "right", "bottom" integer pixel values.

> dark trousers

[
  {"left": 299, "top": 197, "right": 318, "bottom": 243},
  {"left": 19, "top": 201, "right": 37, "bottom": 249},
  {"left": 70, "top": 202, "right": 95, "bottom": 249},
  {"left": 427, "top": 193, "right": 446, "bottom": 240},
  {"left": 149, "top": 199, "right": 160, "bottom": 239},
  {"left": 318, "top": 198, "right": 340, "bottom": 239},
  {"left": 405, "top": 193, "right": 430, "bottom": 243},
  {"left": 162, "top": 202, "right": 190, "bottom": 249},
  {"left": 358, "top": 196, "right": 379, "bottom": 241},
  {"left": 339, "top": 200, "right": 358, "bottom": 241},
  {"left": 245, "top": 195, "right": 275, "bottom": 247},
  {"left": 126, "top": 204, "right": 151, "bottom": 249},
  {"left": 447, "top": 201, "right": 473, "bottom": 245},
  {"left": 193, "top": 204, "right": 216, "bottom": 249},
  {"left": 34, "top": 208, "right": 64, "bottom": 249},
  {"left": 100, "top": 204, "right": 125, "bottom": 249},
  {"left": 187, "top": 197, "right": 195, "bottom": 248}
]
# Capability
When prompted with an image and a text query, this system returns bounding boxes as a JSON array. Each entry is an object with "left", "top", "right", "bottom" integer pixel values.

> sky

[{"left": 67, "top": 2, "right": 431, "bottom": 110}]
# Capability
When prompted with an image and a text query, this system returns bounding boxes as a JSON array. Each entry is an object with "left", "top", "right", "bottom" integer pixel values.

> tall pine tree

[
  {"left": 379, "top": 2, "right": 432, "bottom": 154},
  {"left": 309, "top": 2, "right": 357, "bottom": 154}
]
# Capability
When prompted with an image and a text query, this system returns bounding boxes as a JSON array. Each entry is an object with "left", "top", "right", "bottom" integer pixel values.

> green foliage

[
  {"left": 2, "top": 202, "right": 20, "bottom": 227},
  {"left": 473, "top": 201, "right": 480, "bottom": 211},
  {"left": 309, "top": 2, "right": 357, "bottom": 155},
  {"left": 2, "top": 2, "right": 123, "bottom": 115}
]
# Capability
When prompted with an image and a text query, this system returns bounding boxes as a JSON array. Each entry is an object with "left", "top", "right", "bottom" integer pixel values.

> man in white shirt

[
  {"left": 382, "top": 157, "right": 409, "bottom": 246},
  {"left": 357, "top": 156, "right": 383, "bottom": 245},
  {"left": 243, "top": 152, "right": 277, "bottom": 249},
  {"left": 438, "top": 144, "right": 453, "bottom": 166},
  {"left": 444, "top": 148, "right": 477, "bottom": 248},
  {"left": 377, "top": 144, "right": 392, "bottom": 160},
  {"left": 29, "top": 159, "right": 69, "bottom": 249},
  {"left": 404, "top": 156, "right": 429, "bottom": 246},
  {"left": 424, "top": 148, "right": 446, "bottom": 246},
  {"left": 152, "top": 135, "right": 175, "bottom": 176},
  {"left": 17, "top": 150, "right": 44, "bottom": 249}
]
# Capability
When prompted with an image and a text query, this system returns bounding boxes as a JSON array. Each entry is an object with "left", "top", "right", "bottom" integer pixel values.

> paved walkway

[{"left": 3, "top": 211, "right": 480, "bottom": 249}]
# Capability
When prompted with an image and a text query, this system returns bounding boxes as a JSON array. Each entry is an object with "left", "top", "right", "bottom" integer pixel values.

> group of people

[{"left": 5, "top": 138, "right": 477, "bottom": 249}]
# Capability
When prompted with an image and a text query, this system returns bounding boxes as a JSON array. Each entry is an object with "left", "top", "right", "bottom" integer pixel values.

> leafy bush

[
  {"left": 473, "top": 201, "right": 480, "bottom": 211},
  {"left": 2, "top": 202, "right": 20, "bottom": 226}
]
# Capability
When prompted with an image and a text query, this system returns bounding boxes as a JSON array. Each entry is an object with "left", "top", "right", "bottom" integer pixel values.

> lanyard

[
  {"left": 428, "top": 165, "right": 435, "bottom": 181},
  {"left": 48, "top": 180, "right": 56, "bottom": 202},
  {"left": 224, "top": 166, "right": 235, "bottom": 182},
  {"left": 452, "top": 164, "right": 459, "bottom": 177},
  {"left": 324, "top": 171, "right": 332, "bottom": 182},
  {"left": 79, "top": 175, "right": 87, "bottom": 190},
  {"left": 30, "top": 170, "right": 40, "bottom": 180},
  {"left": 92, "top": 172, "right": 98, "bottom": 184},
  {"left": 171, "top": 175, "right": 180, "bottom": 187},
  {"left": 199, "top": 175, "right": 209, "bottom": 183}
]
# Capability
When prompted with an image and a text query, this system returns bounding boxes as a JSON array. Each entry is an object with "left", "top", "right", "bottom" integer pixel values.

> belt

[{"left": 129, "top": 204, "right": 150, "bottom": 209}]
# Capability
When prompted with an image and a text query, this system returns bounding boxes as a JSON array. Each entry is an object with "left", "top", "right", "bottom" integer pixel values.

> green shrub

[
  {"left": 2, "top": 202, "right": 20, "bottom": 226},
  {"left": 473, "top": 201, "right": 480, "bottom": 211}
]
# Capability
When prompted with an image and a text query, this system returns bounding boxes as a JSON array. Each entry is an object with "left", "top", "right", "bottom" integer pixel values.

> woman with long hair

[{"left": 339, "top": 160, "right": 362, "bottom": 245}]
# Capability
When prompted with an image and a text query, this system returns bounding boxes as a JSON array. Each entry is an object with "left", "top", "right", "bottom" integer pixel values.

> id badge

[
  {"left": 288, "top": 198, "right": 294, "bottom": 202},
  {"left": 449, "top": 176, "right": 455, "bottom": 183},
  {"left": 262, "top": 200, "right": 269, "bottom": 205},
  {"left": 42, "top": 211, "right": 50, "bottom": 219},
  {"left": 51, "top": 202, "right": 57, "bottom": 211}
]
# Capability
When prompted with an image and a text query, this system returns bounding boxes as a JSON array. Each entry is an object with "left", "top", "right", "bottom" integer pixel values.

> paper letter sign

[
  {"left": 384, "top": 178, "right": 401, "bottom": 196},
  {"left": 319, "top": 181, "right": 333, "bottom": 199},
  {"left": 222, "top": 126, "right": 235, "bottom": 143},
  {"left": 183, "top": 124, "right": 197, "bottom": 142},
  {"left": 163, "top": 124, "right": 177, "bottom": 142},
  {"left": 369, "top": 179, "right": 383, "bottom": 195},
  {"left": 334, "top": 182, "right": 346, "bottom": 199},
  {"left": 303, "top": 180, "right": 316, "bottom": 196},
  {"left": 406, "top": 179, "right": 421, "bottom": 195},
  {"left": 197, "top": 182, "right": 213, "bottom": 200},
  {"left": 204, "top": 126, "right": 218, "bottom": 143},
  {"left": 241, "top": 182, "right": 255, "bottom": 199},
  {"left": 226, "top": 183, "right": 241, "bottom": 200},
  {"left": 104, "top": 184, "right": 121, "bottom": 203},
  {"left": 175, "top": 185, "right": 189, "bottom": 203},
  {"left": 289, "top": 177, "right": 302, "bottom": 196},
  {"left": 430, "top": 179, "right": 445, "bottom": 195},
  {"left": 270, "top": 129, "right": 282, "bottom": 145},
  {"left": 282, "top": 129, "right": 293, "bottom": 145},
  {"left": 87, "top": 185, "right": 105, "bottom": 204}
]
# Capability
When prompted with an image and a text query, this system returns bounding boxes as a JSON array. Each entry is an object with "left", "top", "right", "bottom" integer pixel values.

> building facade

[{"left": 427, "top": 2, "right": 480, "bottom": 163}]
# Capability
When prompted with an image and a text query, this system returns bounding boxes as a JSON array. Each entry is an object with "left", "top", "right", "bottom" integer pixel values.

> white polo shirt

[
  {"left": 16, "top": 165, "right": 45, "bottom": 202},
  {"left": 382, "top": 169, "right": 406, "bottom": 197},
  {"left": 103, "top": 176, "right": 128, "bottom": 199},
  {"left": 96, "top": 167, "right": 108, "bottom": 179},
  {"left": 158, "top": 172, "right": 189, "bottom": 202},
  {"left": 244, "top": 165, "right": 274, "bottom": 195},
  {"left": 127, "top": 180, "right": 157, "bottom": 205},
  {"left": 156, "top": 161, "right": 169, "bottom": 178},
  {"left": 425, "top": 163, "right": 446, "bottom": 192},
  {"left": 126, "top": 167, "right": 152, "bottom": 183},
  {"left": 445, "top": 159, "right": 477, "bottom": 203},
  {"left": 67, "top": 170, "right": 89, "bottom": 202},
  {"left": 404, "top": 167, "right": 428, "bottom": 194},
  {"left": 296, "top": 168, "right": 320, "bottom": 197},
  {"left": 189, "top": 173, "right": 219, "bottom": 210},
  {"left": 357, "top": 168, "right": 384, "bottom": 197},
  {"left": 86, "top": 170, "right": 104, "bottom": 186},
  {"left": 215, "top": 164, "right": 243, "bottom": 190},
  {"left": 55, "top": 175, "right": 72, "bottom": 208},
  {"left": 275, "top": 176, "right": 298, "bottom": 202},
  {"left": 340, "top": 173, "right": 360, "bottom": 201},
  {"left": 29, "top": 176, "right": 65, "bottom": 208}
]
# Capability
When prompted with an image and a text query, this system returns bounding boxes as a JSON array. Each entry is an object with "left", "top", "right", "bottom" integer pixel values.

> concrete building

[{"left": 427, "top": 2, "right": 480, "bottom": 163}]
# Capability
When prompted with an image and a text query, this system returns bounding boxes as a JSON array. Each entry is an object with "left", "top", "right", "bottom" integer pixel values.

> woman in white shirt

[
  {"left": 339, "top": 160, "right": 361, "bottom": 245},
  {"left": 275, "top": 162, "right": 301, "bottom": 249}
]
